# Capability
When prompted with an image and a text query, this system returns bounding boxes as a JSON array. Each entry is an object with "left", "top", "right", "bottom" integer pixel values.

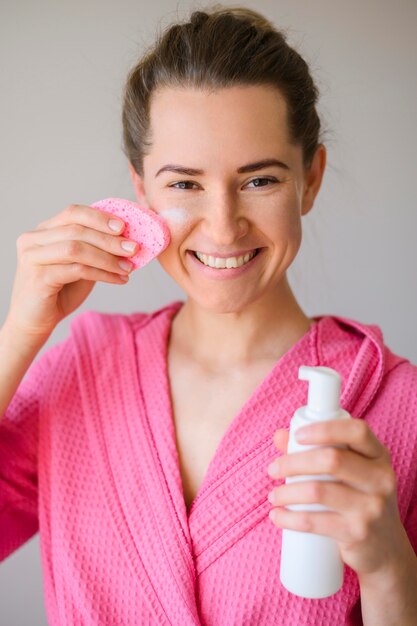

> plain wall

[{"left": 1, "top": 0, "right": 416, "bottom": 623}]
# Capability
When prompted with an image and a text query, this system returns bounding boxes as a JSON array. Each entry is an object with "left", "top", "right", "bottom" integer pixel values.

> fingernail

[
  {"left": 119, "top": 260, "right": 133, "bottom": 272},
  {"left": 267, "top": 461, "right": 279, "bottom": 476},
  {"left": 121, "top": 240, "right": 137, "bottom": 252},
  {"left": 108, "top": 219, "right": 124, "bottom": 232},
  {"left": 267, "top": 491, "right": 276, "bottom": 504}
]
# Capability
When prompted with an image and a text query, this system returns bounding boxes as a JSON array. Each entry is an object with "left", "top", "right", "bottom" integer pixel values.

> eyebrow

[{"left": 155, "top": 158, "right": 290, "bottom": 177}]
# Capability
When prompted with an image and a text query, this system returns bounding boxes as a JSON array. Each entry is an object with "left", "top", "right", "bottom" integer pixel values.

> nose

[{"left": 202, "top": 195, "right": 248, "bottom": 245}]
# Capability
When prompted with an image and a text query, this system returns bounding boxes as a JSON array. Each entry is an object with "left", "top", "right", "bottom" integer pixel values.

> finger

[
  {"left": 40, "top": 262, "right": 130, "bottom": 287},
  {"left": 34, "top": 203, "right": 127, "bottom": 236},
  {"left": 268, "top": 479, "right": 372, "bottom": 514},
  {"left": 273, "top": 428, "right": 289, "bottom": 452},
  {"left": 267, "top": 446, "right": 393, "bottom": 495},
  {"left": 24, "top": 223, "right": 139, "bottom": 260},
  {"left": 268, "top": 507, "right": 353, "bottom": 543},
  {"left": 295, "top": 418, "right": 385, "bottom": 460},
  {"left": 24, "top": 238, "right": 135, "bottom": 277}
]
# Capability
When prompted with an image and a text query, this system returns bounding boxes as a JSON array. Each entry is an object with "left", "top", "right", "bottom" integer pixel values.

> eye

[
  {"left": 168, "top": 180, "right": 199, "bottom": 190},
  {"left": 168, "top": 176, "right": 279, "bottom": 190},
  {"left": 246, "top": 176, "right": 279, "bottom": 188}
]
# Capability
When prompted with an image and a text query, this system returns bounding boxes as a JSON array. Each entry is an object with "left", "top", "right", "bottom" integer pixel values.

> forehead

[{"left": 148, "top": 84, "right": 292, "bottom": 149}]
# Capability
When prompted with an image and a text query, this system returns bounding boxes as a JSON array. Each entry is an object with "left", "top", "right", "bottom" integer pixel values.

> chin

[{"left": 187, "top": 291, "right": 261, "bottom": 315}]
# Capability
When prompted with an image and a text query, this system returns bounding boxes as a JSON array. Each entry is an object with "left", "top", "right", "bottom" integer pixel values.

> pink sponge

[{"left": 91, "top": 198, "right": 171, "bottom": 270}]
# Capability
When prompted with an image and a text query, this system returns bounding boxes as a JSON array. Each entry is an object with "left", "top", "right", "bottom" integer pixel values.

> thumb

[{"left": 273, "top": 428, "right": 289, "bottom": 453}]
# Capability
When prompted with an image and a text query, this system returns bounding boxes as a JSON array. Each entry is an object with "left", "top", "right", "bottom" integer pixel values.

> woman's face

[{"left": 129, "top": 84, "right": 326, "bottom": 313}]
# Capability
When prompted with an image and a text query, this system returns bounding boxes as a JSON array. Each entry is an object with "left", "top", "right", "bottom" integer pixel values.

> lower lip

[{"left": 186, "top": 249, "right": 263, "bottom": 280}]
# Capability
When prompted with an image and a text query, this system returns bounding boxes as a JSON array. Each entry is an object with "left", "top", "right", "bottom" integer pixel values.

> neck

[{"left": 170, "top": 276, "right": 314, "bottom": 371}]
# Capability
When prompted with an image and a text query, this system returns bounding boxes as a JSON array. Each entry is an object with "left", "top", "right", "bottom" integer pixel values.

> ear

[
  {"left": 128, "top": 162, "right": 149, "bottom": 207},
  {"left": 301, "top": 144, "right": 327, "bottom": 216}
]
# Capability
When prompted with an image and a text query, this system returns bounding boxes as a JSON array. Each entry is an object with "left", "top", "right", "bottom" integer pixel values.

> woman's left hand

[{"left": 267, "top": 419, "right": 411, "bottom": 579}]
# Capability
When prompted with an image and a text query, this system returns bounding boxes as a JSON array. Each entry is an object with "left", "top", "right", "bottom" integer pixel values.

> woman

[{"left": 0, "top": 6, "right": 416, "bottom": 625}]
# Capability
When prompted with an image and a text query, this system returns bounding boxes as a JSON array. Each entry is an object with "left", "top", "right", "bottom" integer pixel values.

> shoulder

[
  {"left": 26, "top": 300, "right": 184, "bottom": 387},
  {"left": 68, "top": 299, "right": 184, "bottom": 335},
  {"left": 319, "top": 313, "right": 415, "bottom": 373},
  {"left": 314, "top": 313, "right": 415, "bottom": 417},
  {"left": 378, "top": 357, "right": 417, "bottom": 407}
]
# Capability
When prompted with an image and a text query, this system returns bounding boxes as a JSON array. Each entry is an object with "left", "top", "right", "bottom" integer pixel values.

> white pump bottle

[{"left": 279, "top": 365, "right": 351, "bottom": 599}]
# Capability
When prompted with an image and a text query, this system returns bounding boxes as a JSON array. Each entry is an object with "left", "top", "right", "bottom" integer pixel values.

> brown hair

[{"left": 122, "top": 5, "right": 324, "bottom": 178}]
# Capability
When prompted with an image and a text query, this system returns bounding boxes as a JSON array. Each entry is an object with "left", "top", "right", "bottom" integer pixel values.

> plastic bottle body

[
  {"left": 280, "top": 407, "right": 350, "bottom": 598},
  {"left": 279, "top": 405, "right": 351, "bottom": 598},
  {"left": 280, "top": 527, "right": 343, "bottom": 599}
]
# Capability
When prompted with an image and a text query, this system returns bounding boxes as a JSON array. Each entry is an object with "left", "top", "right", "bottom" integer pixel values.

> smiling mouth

[{"left": 191, "top": 248, "right": 261, "bottom": 269}]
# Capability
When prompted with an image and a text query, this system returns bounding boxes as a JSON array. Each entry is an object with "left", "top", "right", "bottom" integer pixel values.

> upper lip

[{"left": 191, "top": 248, "right": 259, "bottom": 258}]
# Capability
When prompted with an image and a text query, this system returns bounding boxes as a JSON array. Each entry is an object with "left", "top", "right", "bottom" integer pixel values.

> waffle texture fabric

[{"left": 1, "top": 300, "right": 416, "bottom": 626}]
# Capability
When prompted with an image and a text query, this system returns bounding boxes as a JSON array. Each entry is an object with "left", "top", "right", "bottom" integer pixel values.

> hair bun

[{"left": 190, "top": 11, "right": 209, "bottom": 27}]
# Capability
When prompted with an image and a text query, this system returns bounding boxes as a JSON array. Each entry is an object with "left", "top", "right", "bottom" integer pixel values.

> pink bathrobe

[{"left": 1, "top": 299, "right": 416, "bottom": 625}]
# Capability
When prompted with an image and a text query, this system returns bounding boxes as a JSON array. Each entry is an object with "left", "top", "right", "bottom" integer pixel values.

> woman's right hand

[{"left": 5, "top": 203, "right": 139, "bottom": 343}]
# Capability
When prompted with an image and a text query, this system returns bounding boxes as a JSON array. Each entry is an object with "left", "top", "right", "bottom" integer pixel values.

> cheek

[
  {"left": 255, "top": 202, "right": 302, "bottom": 242},
  {"left": 280, "top": 210, "right": 302, "bottom": 240}
]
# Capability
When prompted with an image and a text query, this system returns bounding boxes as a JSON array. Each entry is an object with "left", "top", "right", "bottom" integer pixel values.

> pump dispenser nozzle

[{"left": 298, "top": 366, "right": 341, "bottom": 415}]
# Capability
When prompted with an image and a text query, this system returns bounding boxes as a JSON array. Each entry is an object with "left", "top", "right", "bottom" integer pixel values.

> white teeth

[{"left": 194, "top": 250, "right": 257, "bottom": 269}]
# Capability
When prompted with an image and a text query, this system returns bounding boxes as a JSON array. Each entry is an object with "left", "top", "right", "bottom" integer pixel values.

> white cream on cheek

[
  {"left": 156, "top": 207, "right": 194, "bottom": 257},
  {"left": 158, "top": 206, "right": 191, "bottom": 226}
]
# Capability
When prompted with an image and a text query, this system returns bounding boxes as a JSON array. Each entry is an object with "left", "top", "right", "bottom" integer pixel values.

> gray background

[{"left": 1, "top": 0, "right": 416, "bottom": 623}]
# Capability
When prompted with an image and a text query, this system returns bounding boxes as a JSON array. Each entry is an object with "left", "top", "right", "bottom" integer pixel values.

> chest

[{"left": 167, "top": 349, "right": 276, "bottom": 511}]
